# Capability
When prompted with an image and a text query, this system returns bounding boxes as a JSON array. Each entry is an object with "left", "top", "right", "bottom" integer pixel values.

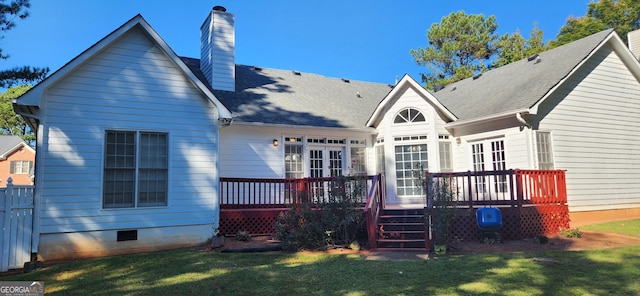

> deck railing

[
  {"left": 364, "top": 174, "right": 384, "bottom": 250},
  {"left": 426, "top": 169, "right": 567, "bottom": 207},
  {"left": 220, "top": 175, "right": 377, "bottom": 208}
]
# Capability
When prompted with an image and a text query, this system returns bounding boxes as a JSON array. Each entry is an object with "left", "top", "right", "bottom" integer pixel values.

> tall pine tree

[{"left": 1, "top": 0, "right": 48, "bottom": 88}]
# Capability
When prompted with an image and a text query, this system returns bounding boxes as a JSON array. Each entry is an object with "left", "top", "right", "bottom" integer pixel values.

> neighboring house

[
  {"left": 0, "top": 135, "right": 35, "bottom": 186},
  {"left": 11, "top": 6, "right": 640, "bottom": 260}
]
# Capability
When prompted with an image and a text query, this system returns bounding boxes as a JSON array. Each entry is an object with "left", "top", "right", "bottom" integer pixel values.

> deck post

[
  {"left": 515, "top": 169, "right": 524, "bottom": 208},
  {"left": 466, "top": 171, "right": 473, "bottom": 208}
]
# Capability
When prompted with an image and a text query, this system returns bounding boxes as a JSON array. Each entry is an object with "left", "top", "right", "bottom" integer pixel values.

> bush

[
  {"left": 275, "top": 176, "right": 366, "bottom": 251},
  {"left": 560, "top": 228, "right": 582, "bottom": 238},
  {"left": 234, "top": 230, "right": 251, "bottom": 241}
]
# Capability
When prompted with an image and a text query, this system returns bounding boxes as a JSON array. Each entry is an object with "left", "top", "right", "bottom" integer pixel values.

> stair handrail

[{"left": 364, "top": 174, "right": 383, "bottom": 250}]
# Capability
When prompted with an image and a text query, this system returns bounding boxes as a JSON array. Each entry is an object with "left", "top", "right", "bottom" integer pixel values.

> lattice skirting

[
  {"left": 442, "top": 205, "right": 569, "bottom": 242},
  {"left": 220, "top": 204, "right": 570, "bottom": 242},
  {"left": 220, "top": 208, "right": 289, "bottom": 236}
]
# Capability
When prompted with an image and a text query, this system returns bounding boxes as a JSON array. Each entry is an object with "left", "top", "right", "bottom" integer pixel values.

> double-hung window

[
  {"left": 103, "top": 131, "right": 168, "bottom": 208},
  {"left": 10, "top": 160, "right": 32, "bottom": 174},
  {"left": 536, "top": 132, "right": 554, "bottom": 170},
  {"left": 350, "top": 139, "right": 367, "bottom": 175},
  {"left": 284, "top": 137, "right": 304, "bottom": 179},
  {"left": 438, "top": 135, "right": 452, "bottom": 172}
]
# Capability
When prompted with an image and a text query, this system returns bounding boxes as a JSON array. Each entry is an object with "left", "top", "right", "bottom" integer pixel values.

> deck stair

[{"left": 375, "top": 208, "right": 427, "bottom": 250}]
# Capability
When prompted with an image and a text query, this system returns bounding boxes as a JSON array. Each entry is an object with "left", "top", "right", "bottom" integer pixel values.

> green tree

[
  {"left": 495, "top": 24, "right": 548, "bottom": 67},
  {"left": 1, "top": 0, "right": 48, "bottom": 88},
  {"left": 552, "top": 0, "right": 640, "bottom": 47},
  {"left": 1, "top": 85, "right": 34, "bottom": 144},
  {"left": 410, "top": 11, "right": 500, "bottom": 90}
]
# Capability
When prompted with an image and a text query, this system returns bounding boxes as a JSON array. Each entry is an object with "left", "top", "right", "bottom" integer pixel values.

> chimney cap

[{"left": 213, "top": 6, "right": 227, "bottom": 12}]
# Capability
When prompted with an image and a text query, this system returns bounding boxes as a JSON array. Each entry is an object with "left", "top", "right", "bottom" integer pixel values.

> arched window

[{"left": 394, "top": 108, "right": 425, "bottom": 123}]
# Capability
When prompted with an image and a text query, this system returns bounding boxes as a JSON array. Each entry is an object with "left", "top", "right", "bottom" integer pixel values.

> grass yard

[
  {"left": 2, "top": 219, "right": 640, "bottom": 296},
  {"left": 580, "top": 219, "right": 640, "bottom": 237}
]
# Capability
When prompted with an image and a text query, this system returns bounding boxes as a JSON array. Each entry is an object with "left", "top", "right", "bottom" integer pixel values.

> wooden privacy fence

[
  {"left": 0, "top": 178, "right": 35, "bottom": 272},
  {"left": 427, "top": 169, "right": 569, "bottom": 241},
  {"left": 219, "top": 176, "right": 374, "bottom": 235}
]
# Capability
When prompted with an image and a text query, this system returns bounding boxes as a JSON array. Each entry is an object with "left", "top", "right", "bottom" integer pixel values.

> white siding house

[
  {"left": 14, "top": 13, "right": 232, "bottom": 260},
  {"left": 535, "top": 43, "right": 640, "bottom": 212},
  {"left": 432, "top": 29, "right": 640, "bottom": 224},
  {"left": 13, "top": 6, "right": 640, "bottom": 260}
]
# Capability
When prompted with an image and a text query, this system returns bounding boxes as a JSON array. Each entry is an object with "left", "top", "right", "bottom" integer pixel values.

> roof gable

[
  {"left": 366, "top": 74, "right": 457, "bottom": 127},
  {"left": 434, "top": 29, "right": 617, "bottom": 122},
  {"left": 0, "top": 135, "right": 33, "bottom": 160},
  {"left": 14, "top": 15, "right": 232, "bottom": 119}
]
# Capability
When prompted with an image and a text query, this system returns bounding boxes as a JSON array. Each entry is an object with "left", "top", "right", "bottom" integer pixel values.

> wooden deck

[{"left": 220, "top": 170, "right": 569, "bottom": 250}]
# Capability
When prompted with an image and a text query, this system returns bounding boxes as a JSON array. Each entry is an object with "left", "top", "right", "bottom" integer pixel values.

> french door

[
  {"left": 471, "top": 139, "right": 507, "bottom": 200},
  {"left": 308, "top": 147, "right": 344, "bottom": 200},
  {"left": 394, "top": 144, "right": 428, "bottom": 199}
]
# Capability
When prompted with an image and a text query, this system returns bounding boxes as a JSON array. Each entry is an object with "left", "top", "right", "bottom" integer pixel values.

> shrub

[
  {"left": 275, "top": 175, "right": 366, "bottom": 251},
  {"left": 560, "top": 228, "right": 582, "bottom": 238},
  {"left": 234, "top": 230, "right": 251, "bottom": 241}
]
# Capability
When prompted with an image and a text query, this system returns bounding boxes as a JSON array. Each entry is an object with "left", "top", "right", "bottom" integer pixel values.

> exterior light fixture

[{"left": 273, "top": 139, "right": 279, "bottom": 147}]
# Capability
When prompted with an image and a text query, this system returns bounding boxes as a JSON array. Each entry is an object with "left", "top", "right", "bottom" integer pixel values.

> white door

[
  {"left": 394, "top": 144, "right": 428, "bottom": 199},
  {"left": 471, "top": 139, "right": 508, "bottom": 200},
  {"left": 308, "top": 147, "right": 344, "bottom": 199},
  {"left": 308, "top": 147, "right": 344, "bottom": 178}
]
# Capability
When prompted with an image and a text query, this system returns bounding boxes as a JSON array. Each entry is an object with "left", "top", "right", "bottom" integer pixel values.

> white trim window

[
  {"left": 10, "top": 160, "right": 32, "bottom": 174},
  {"left": 284, "top": 137, "right": 304, "bottom": 179},
  {"left": 438, "top": 135, "right": 452, "bottom": 172},
  {"left": 536, "top": 131, "right": 554, "bottom": 170},
  {"left": 350, "top": 139, "right": 367, "bottom": 175},
  {"left": 375, "top": 138, "right": 385, "bottom": 174},
  {"left": 394, "top": 108, "right": 425, "bottom": 123},
  {"left": 394, "top": 140, "right": 428, "bottom": 198},
  {"left": 103, "top": 131, "right": 168, "bottom": 208}
]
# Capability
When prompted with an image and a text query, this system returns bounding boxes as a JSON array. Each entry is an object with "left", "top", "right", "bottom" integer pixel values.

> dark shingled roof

[
  {"left": 182, "top": 57, "right": 393, "bottom": 128},
  {"left": 182, "top": 29, "right": 615, "bottom": 126},
  {"left": 430, "top": 29, "right": 614, "bottom": 121}
]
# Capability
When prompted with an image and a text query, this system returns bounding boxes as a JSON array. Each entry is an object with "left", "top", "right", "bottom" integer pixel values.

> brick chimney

[
  {"left": 628, "top": 29, "right": 640, "bottom": 61},
  {"left": 200, "top": 6, "right": 235, "bottom": 91}
]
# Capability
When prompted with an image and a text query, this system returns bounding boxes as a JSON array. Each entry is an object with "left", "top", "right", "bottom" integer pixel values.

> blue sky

[{"left": 2, "top": 0, "right": 591, "bottom": 85}]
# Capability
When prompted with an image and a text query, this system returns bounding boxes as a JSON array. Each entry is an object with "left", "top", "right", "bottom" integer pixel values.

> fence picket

[{"left": 0, "top": 178, "right": 35, "bottom": 272}]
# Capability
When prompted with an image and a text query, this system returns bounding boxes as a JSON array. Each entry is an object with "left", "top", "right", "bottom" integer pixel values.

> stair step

[
  {"left": 376, "top": 239, "right": 425, "bottom": 243},
  {"left": 382, "top": 209, "right": 424, "bottom": 213},
  {"left": 379, "top": 230, "right": 425, "bottom": 234},
  {"left": 379, "top": 222, "right": 424, "bottom": 225},
  {"left": 380, "top": 214, "right": 423, "bottom": 219},
  {"left": 374, "top": 247, "right": 427, "bottom": 251},
  {"left": 373, "top": 208, "right": 429, "bottom": 251}
]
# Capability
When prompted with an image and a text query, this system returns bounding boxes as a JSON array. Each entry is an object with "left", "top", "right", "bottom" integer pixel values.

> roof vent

[
  {"left": 292, "top": 70, "right": 301, "bottom": 76},
  {"left": 472, "top": 73, "right": 482, "bottom": 80},
  {"left": 213, "top": 6, "right": 227, "bottom": 12},
  {"left": 342, "top": 78, "right": 350, "bottom": 83},
  {"left": 534, "top": 57, "right": 542, "bottom": 64},
  {"left": 356, "top": 91, "right": 362, "bottom": 98},
  {"left": 451, "top": 86, "right": 457, "bottom": 91},
  {"left": 252, "top": 66, "right": 262, "bottom": 71},
  {"left": 527, "top": 54, "right": 539, "bottom": 62},
  {"left": 433, "top": 85, "right": 445, "bottom": 92}
]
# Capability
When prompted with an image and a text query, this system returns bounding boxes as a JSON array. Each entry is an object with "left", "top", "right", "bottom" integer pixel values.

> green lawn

[
  {"left": 3, "top": 219, "right": 640, "bottom": 296},
  {"left": 579, "top": 219, "right": 640, "bottom": 237}
]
